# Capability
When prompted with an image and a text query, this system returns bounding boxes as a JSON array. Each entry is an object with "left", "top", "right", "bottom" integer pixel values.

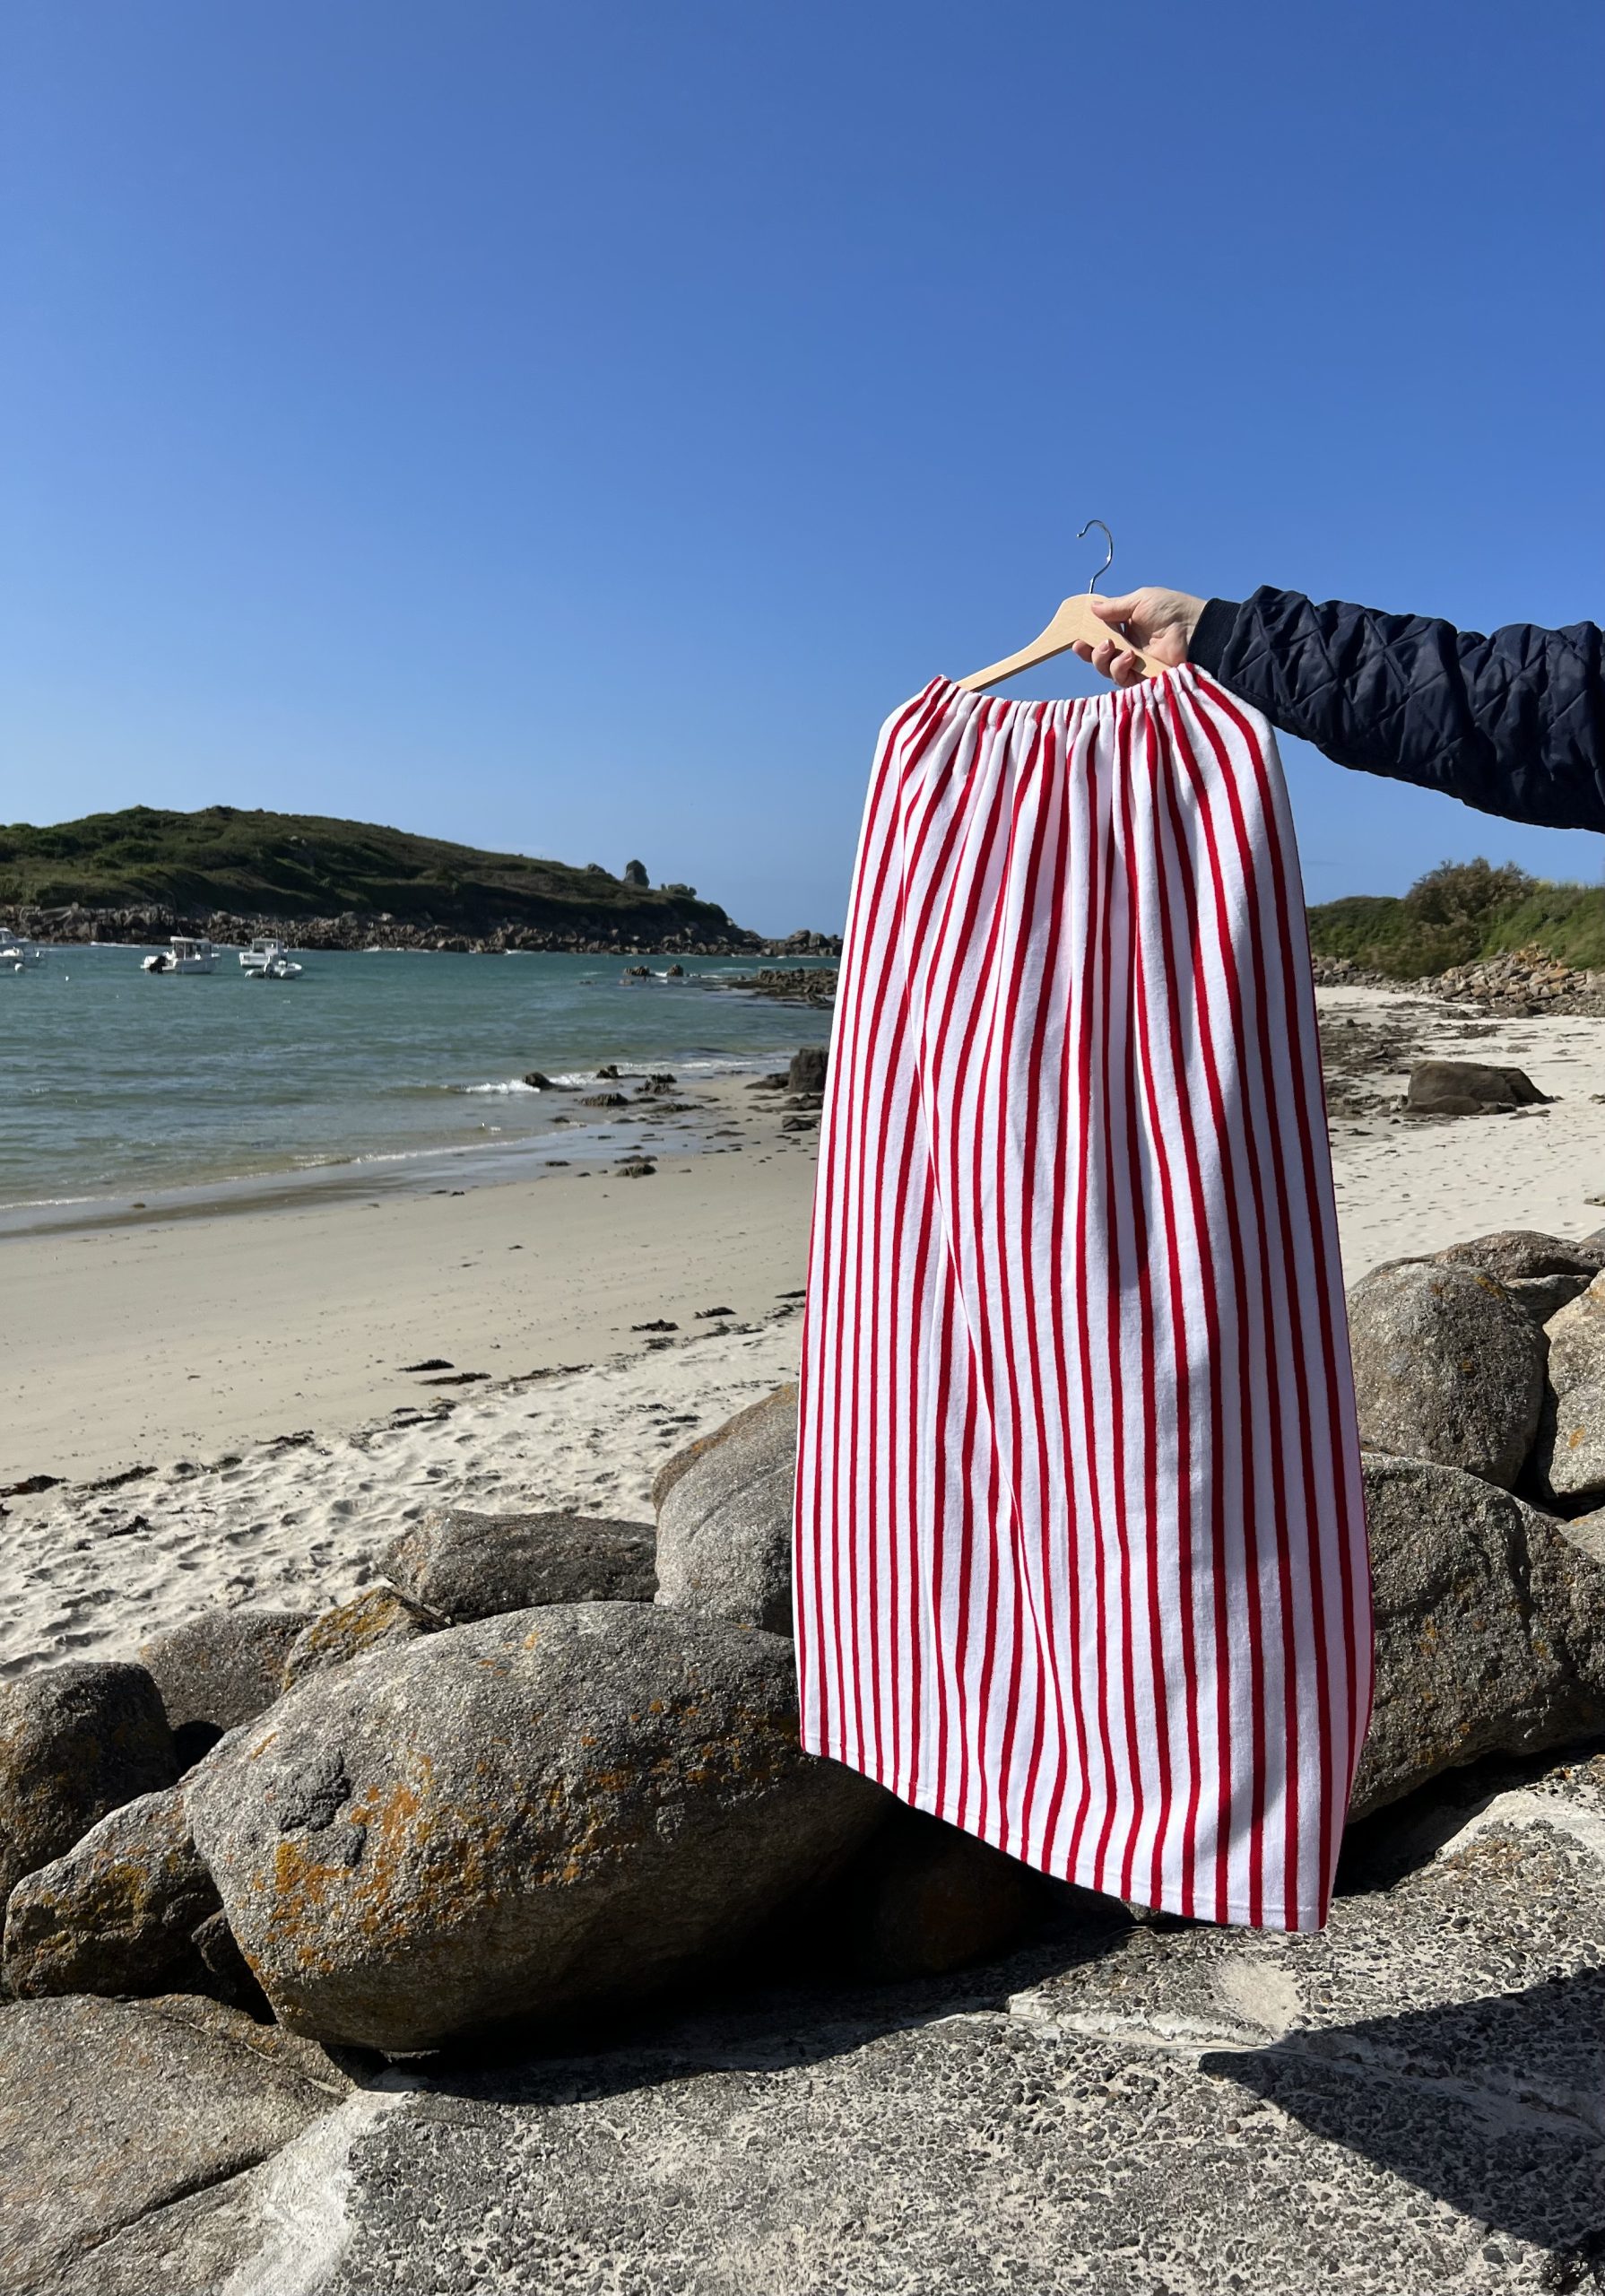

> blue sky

[{"left": 5, "top": 0, "right": 1602, "bottom": 933}]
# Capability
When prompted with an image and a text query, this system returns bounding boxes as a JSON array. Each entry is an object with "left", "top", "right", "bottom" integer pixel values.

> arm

[{"left": 1077, "top": 586, "right": 1605, "bottom": 834}]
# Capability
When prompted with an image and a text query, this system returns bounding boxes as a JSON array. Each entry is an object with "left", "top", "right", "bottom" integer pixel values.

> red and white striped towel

[{"left": 794, "top": 666, "right": 1372, "bottom": 1931}]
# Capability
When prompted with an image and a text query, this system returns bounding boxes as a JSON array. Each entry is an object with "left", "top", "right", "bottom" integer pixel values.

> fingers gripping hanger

[{"left": 955, "top": 517, "right": 1158, "bottom": 691}]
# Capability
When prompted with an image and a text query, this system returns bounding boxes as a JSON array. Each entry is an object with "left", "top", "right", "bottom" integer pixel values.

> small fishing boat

[
  {"left": 239, "top": 935, "right": 299, "bottom": 975},
  {"left": 142, "top": 936, "right": 220, "bottom": 975},
  {"left": 0, "top": 929, "right": 47, "bottom": 971},
  {"left": 251, "top": 952, "right": 303, "bottom": 979}
]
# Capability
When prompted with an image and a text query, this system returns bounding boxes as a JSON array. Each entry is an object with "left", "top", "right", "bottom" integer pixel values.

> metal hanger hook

[{"left": 1077, "top": 518, "right": 1115, "bottom": 595}]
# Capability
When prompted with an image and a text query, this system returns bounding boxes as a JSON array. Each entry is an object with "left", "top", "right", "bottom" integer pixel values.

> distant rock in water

[{"left": 699, "top": 966, "right": 837, "bottom": 1007}]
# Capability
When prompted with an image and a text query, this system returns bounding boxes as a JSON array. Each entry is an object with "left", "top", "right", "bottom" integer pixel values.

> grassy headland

[
  {"left": 0, "top": 805, "right": 750, "bottom": 947},
  {"left": 1308, "top": 859, "right": 1605, "bottom": 979}
]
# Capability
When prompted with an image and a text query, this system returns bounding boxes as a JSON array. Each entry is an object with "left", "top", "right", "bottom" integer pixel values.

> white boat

[
  {"left": 0, "top": 929, "right": 46, "bottom": 971},
  {"left": 142, "top": 936, "right": 220, "bottom": 975},
  {"left": 239, "top": 935, "right": 299, "bottom": 975}
]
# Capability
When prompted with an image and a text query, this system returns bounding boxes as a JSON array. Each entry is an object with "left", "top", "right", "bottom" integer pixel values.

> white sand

[
  {"left": 7, "top": 990, "right": 1605, "bottom": 1682},
  {"left": 1316, "top": 987, "right": 1605, "bottom": 1268}
]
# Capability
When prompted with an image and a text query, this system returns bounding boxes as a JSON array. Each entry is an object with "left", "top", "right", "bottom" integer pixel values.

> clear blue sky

[{"left": 5, "top": 0, "right": 1602, "bottom": 933}]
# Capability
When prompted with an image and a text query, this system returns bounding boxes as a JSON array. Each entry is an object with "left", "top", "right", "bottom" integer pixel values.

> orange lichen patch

[{"left": 264, "top": 1839, "right": 348, "bottom": 1976}]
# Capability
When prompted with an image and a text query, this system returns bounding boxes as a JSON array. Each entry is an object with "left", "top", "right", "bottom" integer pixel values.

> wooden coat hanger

[{"left": 956, "top": 519, "right": 1160, "bottom": 691}]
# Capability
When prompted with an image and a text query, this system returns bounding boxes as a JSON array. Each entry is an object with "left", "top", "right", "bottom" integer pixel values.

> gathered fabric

[{"left": 793, "top": 666, "right": 1372, "bottom": 1931}]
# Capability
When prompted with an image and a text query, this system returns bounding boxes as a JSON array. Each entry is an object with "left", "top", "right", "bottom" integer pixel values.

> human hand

[{"left": 1071, "top": 587, "right": 1206, "bottom": 687}]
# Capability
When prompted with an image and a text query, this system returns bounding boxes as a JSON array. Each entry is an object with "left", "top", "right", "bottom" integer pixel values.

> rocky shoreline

[
  {"left": 0, "top": 900, "right": 844, "bottom": 961},
  {"left": 694, "top": 964, "right": 839, "bottom": 1005},
  {"left": 6, "top": 1210, "right": 1605, "bottom": 2286},
  {"left": 1314, "top": 942, "right": 1605, "bottom": 1015}
]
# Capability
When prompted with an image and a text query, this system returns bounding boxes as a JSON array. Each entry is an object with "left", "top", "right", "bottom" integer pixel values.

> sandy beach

[{"left": 7, "top": 987, "right": 1605, "bottom": 1683}]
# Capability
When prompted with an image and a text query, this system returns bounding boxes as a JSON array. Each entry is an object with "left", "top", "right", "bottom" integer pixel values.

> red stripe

[
  {"left": 1175, "top": 681, "right": 1312, "bottom": 1923},
  {"left": 1115, "top": 709, "right": 1176, "bottom": 1908}
]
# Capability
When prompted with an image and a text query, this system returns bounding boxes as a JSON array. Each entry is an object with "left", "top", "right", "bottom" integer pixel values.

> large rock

[
  {"left": 1433, "top": 1228, "right": 1605, "bottom": 1326},
  {"left": 279, "top": 1587, "right": 439, "bottom": 1690},
  {"left": 0, "top": 1663, "right": 175, "bottom": 1906},
  {"left": 831, "top": 1804, "right": 1042, "bottom": 1979},
  {"left": 1346, "top": 1261, "right": 1545, "bottom": 1488},
  {"left": 386, "top": 1508, "right": 656, "bottom": 1621},
  {"left": 1350, "top": 1453, "right": 1605, "bottom": 1817},
  {"left": 0, "top": 1993, "right": 351, "bottom": 2296},
  {"left": 653, "top": 1385, "right": 797, "bottom": 1634},
  {"left": 186, "top": 1601, "right": 884, "bottom": 2052},
  {"left": 787, "top": 1045, "right": 828, "bottom": 1095},
  {"left": 138, "top": 1606, "right": 314, "bottom": 1768},
  {"left": 4, "top": 1785, "right": 220, "bottom": 1999},
  {"left": 1533, "top": 1269, "right": 1605, "bottom": 1503},
  {"left": 1405, "top": 1057, "right": 1548, "bottom": 1116}
]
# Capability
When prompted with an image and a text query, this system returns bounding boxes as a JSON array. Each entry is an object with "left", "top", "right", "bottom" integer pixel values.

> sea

[{"left": 0, "top": 944, "right": 834, "bottom": 1235}]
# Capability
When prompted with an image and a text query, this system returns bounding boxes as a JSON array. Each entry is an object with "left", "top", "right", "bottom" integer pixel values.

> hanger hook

[{"left": 1077, "top": 518, "right": 1115, "bottom": 595}]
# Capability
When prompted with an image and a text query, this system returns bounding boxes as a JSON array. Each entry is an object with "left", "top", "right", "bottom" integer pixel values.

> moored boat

[
  {"left": 142, "top": 936, "right": 220, "bottom": 975},
  {"left": 239, "top": 935, "right": 296, "bottom": 973},
  {"left": 0, "top": 929, "right": 47, "bottom": 971}
]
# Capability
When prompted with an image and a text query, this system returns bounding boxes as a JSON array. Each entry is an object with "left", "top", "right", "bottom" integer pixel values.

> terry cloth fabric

[{"left": 794, "top": 666, "right": 1373, "bottom": 1932}]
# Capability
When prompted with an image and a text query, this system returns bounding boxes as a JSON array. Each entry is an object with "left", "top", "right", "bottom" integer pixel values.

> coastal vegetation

[
  {"left": 1307, "top": 857, "right": 1605, "bottom": 978},
  {"left": 0, "top": 805, "right": 742, "bottom": 941}
]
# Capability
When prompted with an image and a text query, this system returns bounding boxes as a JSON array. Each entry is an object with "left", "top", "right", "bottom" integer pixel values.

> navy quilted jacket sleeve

[{"left": 1190, "top": 587, "right": 1605, "bottom": 832}]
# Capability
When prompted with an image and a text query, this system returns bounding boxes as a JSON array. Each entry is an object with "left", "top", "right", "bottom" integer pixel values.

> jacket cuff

[{"left": 1189, "top": 597, "right": 1240, "bottom": 675}]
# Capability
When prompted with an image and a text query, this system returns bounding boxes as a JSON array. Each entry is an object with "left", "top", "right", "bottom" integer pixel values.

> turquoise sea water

[{"left": 0, "top": 945, "right": 833, "bottom": 1231}]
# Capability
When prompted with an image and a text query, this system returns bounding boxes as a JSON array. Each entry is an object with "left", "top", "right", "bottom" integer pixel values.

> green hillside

[
  {"left": 0, "top": 805, "right": 740, "bottom": 936},
  {"left": 1308, "top": 858, "right": 1605, "bottom": 978}
]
